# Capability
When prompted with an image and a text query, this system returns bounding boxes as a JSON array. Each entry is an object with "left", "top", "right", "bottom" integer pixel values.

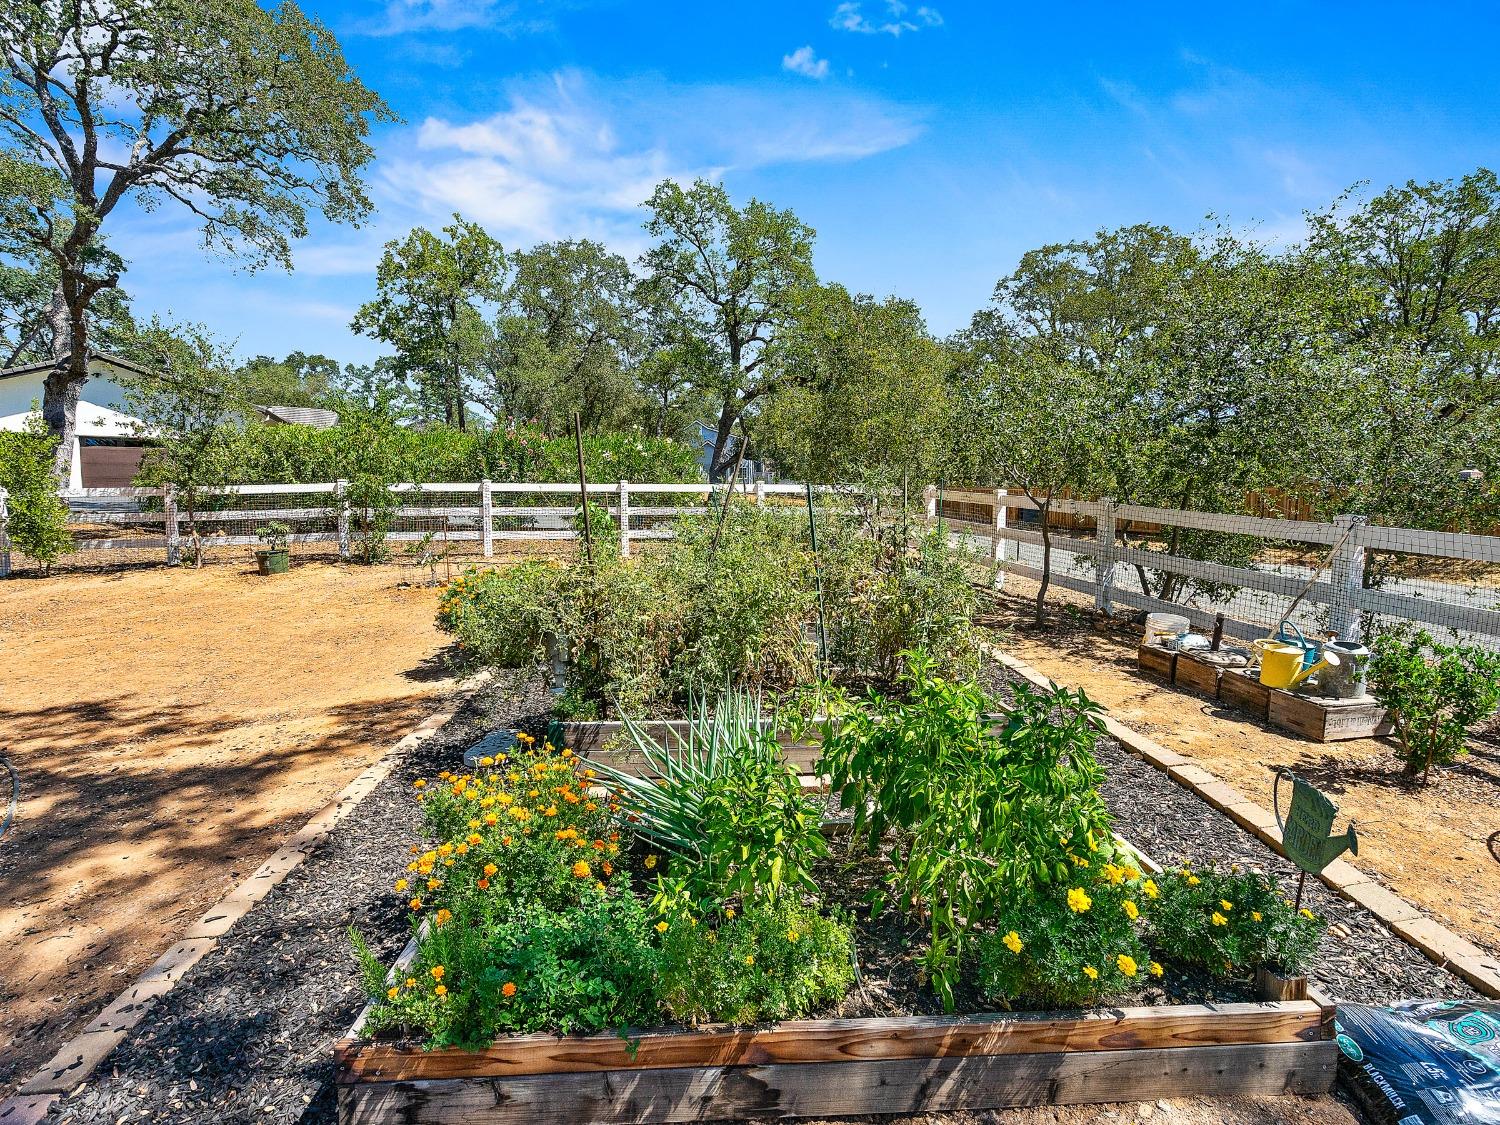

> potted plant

[{"left": 254, "top": 521, "right": 292, "bottom": 575}]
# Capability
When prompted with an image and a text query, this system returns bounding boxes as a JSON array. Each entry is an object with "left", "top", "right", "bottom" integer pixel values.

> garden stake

[
  {"left": 573, "top": 412, "right": 594, "bottom": 571},
  {"left": 709, "top": 423, "right": 748, "bottom": 557},
  {"left": 805, "top": 480, "right": 828, "bottom": 672}
]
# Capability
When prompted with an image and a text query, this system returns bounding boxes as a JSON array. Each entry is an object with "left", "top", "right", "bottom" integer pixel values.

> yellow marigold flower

[
  {"left": 467, "top": 833, "right": 483, "bottom": 846},
  {"left": 584, "top": 801, "right": 598, "bottom": 812},
  {"left": 1211, "top": 912, "right": 1228, "bottom": 927},
  {"left": 413, "top": 779, "right": 427, "bottom": 789},
  {"left": 1252, "top": 911, "right": 1263, "bottom": 922},
  {"left": 435, "top": 909, "right": 453, "bottom": 927},
  {"left": 468, "top": 819, "right": 481, "bottom": 830},
  {"left": 435, "top": 984, "right": 447, "bottom": 997},
  {"left": 1142, "top": 879, "right": 1159, "bottom": 900},
  {"left": 1117, "top": 954, "right": 1138, "bottom": 977},
  {"left": 438, "top": 843, "right": 454, "bottom": 856},
  {"left": 1122, "top": 900, "right": 1139, "bottom": 921},
  {"left": 404, "top": 977, "right": 417, "bottom": 989},
  {"left": 409, "top": 897, "right": 422, "bottom": 910},
  {"left": 454, "top": 842, "right": 469, "bottom": 856},
  {"left": 1083, "top": 965, "right": 1099, "bottom": 980},
  {"left": 1103, "top": 863, "right": 1126, "bottom": 885},
  {"left": 1187, "top": 875, "right": 1200, "bottom": 886},
  {"left": 528, "top": 789, "right": 540, "bottom": 798},
  {"left": 427, "top": 878, "right": 441, "bottom": 891},
  {"left": 483, "top": 863, "right": 499, "bottom": 877},
  {"left": 572, "top": 860, "right": 591, "bottom": 879},
  {"left": 479, "top": 756, "right": 494, "bottom": 767},
  {"left": 787, "top": 929, "right": 800, "bottom": 943},
  {"left": 644, "top": 855, "right": 658, "bottom": 869},
  {"left": 387, "top": 986, "right": 399, "bottom": 1000},
  {"left": 543, "top": 805, "right": 558, "bottom": 818},
  {"left": 1067, "top": 887, "right": 1092, "bottom": 914},
  {"left": 655, "top": 920, "right": 669, "bottom": 933},
  {"left": 431, "top": 966, "right": 445, "bottom": 980},
  {"left": 1300, "top": 908, "right": 1315, "bottom": 920},
  {"left": 484, "top": 813, "right": 498, "bottom": 826},
  {"left": 394, "top": 878, "right": 408, "bottom": 892},
  {"left": 725, "top": 907, "right": 735, "bottom": 920},
  {"left": 1003, "top": 930, "right": 1024, "bottom": 954},
  {"left": 1149, "top": 961, "right": 1164, "bottom": 977},
  {"left": 1220, "top": 900, "right": 1233, "bottom": 912},
  {"left": 744, "top": 954, "right": 755, "bottom": 966},
  {"left": 497, "top": 794, "right": 514, "bottom": 807},
  {"left": 1123, "top": 865, "right": 1140, "bottom": 881}
]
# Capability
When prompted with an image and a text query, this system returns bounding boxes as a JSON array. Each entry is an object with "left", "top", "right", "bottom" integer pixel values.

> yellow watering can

[{"left": 1253, "top": 639, "right": 1341, "bottom": 689}]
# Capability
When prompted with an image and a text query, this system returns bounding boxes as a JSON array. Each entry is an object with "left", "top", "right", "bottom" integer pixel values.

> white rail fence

[
  {"left": 928, "top": 487, "right": 1500, "bottom": 649},
  {"left": 0, "top": 480, "right": 821, "bottom": 576}
]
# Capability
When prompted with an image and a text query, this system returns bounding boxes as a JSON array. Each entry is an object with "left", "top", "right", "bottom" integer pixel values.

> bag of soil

[{"left": 1336, "top": 1000, "right": 1500, "bottom": 1124}]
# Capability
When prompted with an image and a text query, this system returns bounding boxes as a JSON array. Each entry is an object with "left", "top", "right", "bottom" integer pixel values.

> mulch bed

[{"left": 44, "top": 663, "right": 1474, "bottom": 1125}]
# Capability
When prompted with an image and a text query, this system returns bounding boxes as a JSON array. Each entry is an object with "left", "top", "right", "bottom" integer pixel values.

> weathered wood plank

[
  {"left": 335, "top": 1002, "right": 1326, "bottom": 1081},
  {"left": 1172, "top": 652, "right": 1223, "bottom": 697},
  {"left": 1136, "top": 644, "right": 1177, "bottom": 682},
  {"left": 338, "top": 1041, "right": 1337, "bottom": 1124},
  {"left": 1219, "top": 668, "right": 1272, "bottom": 719},
  {"left": 1267, "top": 692, "right": 1392, "bottom": 743}
]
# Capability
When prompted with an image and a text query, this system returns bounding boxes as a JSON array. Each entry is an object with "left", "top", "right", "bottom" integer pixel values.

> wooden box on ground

[
  {"left": 1137, "top": 644, "right": 1177, "bottom": 682},
  {"left": 1267, "top": 692, "right": 1393, "bottom": 743},
  {"left": 335, "top": 1000, "right": 1337, "bottom": 1125},
  {"left": 1173, "top": 651, "right": 1224, "bottom": 697},
  {"left": 1219, "top": 668, "right": 1273, "bottom": 720}
]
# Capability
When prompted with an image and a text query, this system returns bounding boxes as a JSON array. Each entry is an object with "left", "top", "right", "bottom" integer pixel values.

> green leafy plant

[
  {"left": 1369, "top": 628, "right": 1500, "bottom": 784},
  {"left": 656, "top": 898, "right": 856, "bottom": 1024},
  {"left": 818, "top": 655, "right": 1112, "bottom": 1008},
  {"left": 0, "top": 418, "right": 73, "bottom": 571},
  {"left": 591, "top": 688, "right": 827, "bottom": 914},
  {"left": 977, "top": 859, "right": 1159, "bottom": 1008},
  {"left": 255, "top": 521, "right": 291, "bottom": 553},
  {"left": 1150, "top": 866, "right": 1322, "bottom": 977},
  {"left": 437, "top": 563, "right": 561, "bottom": 670}
]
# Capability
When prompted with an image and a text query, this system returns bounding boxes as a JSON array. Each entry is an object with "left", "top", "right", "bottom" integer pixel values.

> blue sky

[{"left": 108, "top": 0, "right": 1500, "bottom": 366}]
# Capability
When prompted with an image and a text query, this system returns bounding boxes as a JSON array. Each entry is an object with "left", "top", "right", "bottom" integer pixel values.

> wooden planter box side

[
  {"left": 1219, "top": 668, "right": 1272, "bottom": 719},
  {"left": 1173, "top": 652, "right": 1223, "bottom": 697},
  {"left": 1267, "top": 692, "right": 1393, "bottom": 743},
  {"left": 1137, "top": 645, "right": 1177, "bottom": 682},
  {"left": 336, "top": 1001, "right": 1337, "bottom": 1124}
]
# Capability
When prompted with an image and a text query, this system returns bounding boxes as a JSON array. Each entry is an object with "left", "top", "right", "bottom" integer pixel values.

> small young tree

[
  {"left": 1369, "top": 629, "right": 1500, "bottom": 785},
  {"left": 953, "top": 348, "right": 1105, "bottom": 626},
  {"left": 0, "top": 414, "right": 73, "bottom": 571},
  {"left": 123, "top": 323, "right": 243, "bottom": 567}
]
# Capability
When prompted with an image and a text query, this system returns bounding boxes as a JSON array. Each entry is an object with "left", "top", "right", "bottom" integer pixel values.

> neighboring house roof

[
  {"left": 253, "top": 404, "right": 340, "bottom": 428},
  {"left": 0, "top": 399, "right": 154, "bottom": 438},
  {"left": 0, "top": 350, "right": 159, "bottom": 382}
]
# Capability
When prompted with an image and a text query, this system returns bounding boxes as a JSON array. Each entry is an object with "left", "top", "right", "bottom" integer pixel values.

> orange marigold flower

[
  {"left": 435, "top": 909, "right": 453, "bottom": 927},
  {"left": 413, "top": 779, "right": 427, "bottom": 789},
  {"left": 483, "top": 863, "right": 499, "bottom": 877},
  {"left": 571, "top": 860, "right": 591, "bottom": 879},
  {"left": 501, "top": 982, "right": 517, "bottom": 998},
  {"left": 409, "top": 897, "right": 423, "bottom": 910},
  {"left": 476, "top": 878, "right": 490, "bottom": 890},
  {"left": 430, "top": 966, "right": 445, "bottom": 980}
]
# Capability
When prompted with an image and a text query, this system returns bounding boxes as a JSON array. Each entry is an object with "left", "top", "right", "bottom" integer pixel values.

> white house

[{"left": 0, "top": 352, "right": 156, "bottom": 490}]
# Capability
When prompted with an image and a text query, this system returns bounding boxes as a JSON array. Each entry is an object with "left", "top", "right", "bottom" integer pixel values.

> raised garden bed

[{"left": 334, "top": 997, "right": 1337, "bottom": 1123}]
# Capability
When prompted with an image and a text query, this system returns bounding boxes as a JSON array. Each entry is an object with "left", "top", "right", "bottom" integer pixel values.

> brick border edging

[
  {"left": 0, "top": 678, "right": 487, "bottom": 1124},
  {"left": 980, "top": 641, "right": 1500, "bottom": 999}
]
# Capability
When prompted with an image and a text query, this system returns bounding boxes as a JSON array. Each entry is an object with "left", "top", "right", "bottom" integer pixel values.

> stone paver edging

[
  {"left": 0, "top": 686, "right": 478, "bottom": 1125},
  {"left": 981, "top": 641, "right": 1500, "bottom": 999}
]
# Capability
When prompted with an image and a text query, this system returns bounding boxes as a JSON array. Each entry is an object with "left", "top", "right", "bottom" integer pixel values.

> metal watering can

[{"left": 1253, "top": 624, "right": 1342, "bottom": 689}]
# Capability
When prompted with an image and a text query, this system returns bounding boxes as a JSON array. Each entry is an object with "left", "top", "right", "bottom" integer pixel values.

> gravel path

[{"left": 41, "top": 664, "right": 1475, "bottom": 1125}]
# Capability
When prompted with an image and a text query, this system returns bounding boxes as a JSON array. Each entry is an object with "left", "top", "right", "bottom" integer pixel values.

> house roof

[
  {"left": 253, "top": 404, "right": 340, "bottom": 428},
  {"left": 0, "top": 350, "right": 159, "bottom": 382},
  {"left": 0, "top": 399, "right": 153, "bottom": 438}
]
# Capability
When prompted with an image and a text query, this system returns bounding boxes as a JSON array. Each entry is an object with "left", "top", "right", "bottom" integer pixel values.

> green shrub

[
  {"left": 656, "top": 898, "right": 856, "bottom": 1024},
  {"left": 977, "top": 858, "right": 1158, "bottom": 1008},
  {"left": 0, "top": 418, "right": 74, "bottom": 571},
  {"left": 1149, "top": 866, "right": 1322, "bottom": 977},
  {"left": 360, "top": 891, "right": 663, "bottom": 1049},
  {"left": 438, "top": 562, "right": 561, "bottom": 670},
  {"left": 818, "top": 657, "right": 1112, "bottom": 1008},
  {"left": 1370, "top": 628, "right": 1500, "bottom": 783}
]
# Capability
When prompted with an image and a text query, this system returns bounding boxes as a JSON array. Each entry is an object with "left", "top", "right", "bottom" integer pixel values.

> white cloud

[
  {"left": 353, "top": 0, "right": 547, "bottom": 36},
  {"left": 831, "top": 1, "right": 942, "bottom": 36},
  {"left": 782, "top": 45, "right": 830, "bottom": 79},
  {"left": 375, "top": 70, "right": 924, "bottom": 245}
]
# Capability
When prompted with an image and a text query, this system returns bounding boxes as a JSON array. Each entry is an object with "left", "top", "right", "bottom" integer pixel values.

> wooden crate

[
  {"left": 1137, "top": 644, "right": 1177, "bottom": 682},
  {"left": 1268, "top": 692, "right": 1393, "bottom": 743},
  {"left": 1173, "top": 652, "right": 1224, "bottom": 697},
  {"left": 336, "top": 1000, "right": 1337, "bottom": 1124},
  {"left": 1219, "top": 668, "right": 1273, "bottom": 719}
]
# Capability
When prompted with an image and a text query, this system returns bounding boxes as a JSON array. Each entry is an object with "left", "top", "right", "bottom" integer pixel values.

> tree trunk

[
  {"left": 707, "top": 403, "right": 739, "bottom": 482},
  {"left": 41, "top": 284, "right": 87, "bottom": 485},
  {"left": 1035, "top": 500, "right": 1052, "bottom": 627}
]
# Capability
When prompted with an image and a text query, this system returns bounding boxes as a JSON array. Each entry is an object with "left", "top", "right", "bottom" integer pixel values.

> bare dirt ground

[
  {"left": 0, "top": 561, "right": 456, "bottom": 1097},
  {"left": 978, "top": 574, "right": 1500, "bottom": 963}
]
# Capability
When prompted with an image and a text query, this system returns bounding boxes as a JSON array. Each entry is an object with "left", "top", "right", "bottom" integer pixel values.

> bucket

[
  {"left": 1320, "top": 639, "right": 1371, "bottom": 699},
  {"left": 1144, "top": 612, "right": 1190, "bottom": 648}
]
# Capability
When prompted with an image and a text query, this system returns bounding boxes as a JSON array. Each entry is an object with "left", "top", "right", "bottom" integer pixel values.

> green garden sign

[{"left": 1273, "top": 769, "right": 1358, "bottom": 910}]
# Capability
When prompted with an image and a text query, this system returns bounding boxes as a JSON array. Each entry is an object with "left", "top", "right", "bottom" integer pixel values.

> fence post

[
  {"left": 335, "top": 479, "right": 351, "bottom": 561},
  {"left": 991, "top": 488, "right": 1008, "bottom": 591},
  {"left": 754, "top": 480, "right": 766, "bottom": 508},
  {"left": 0, "top": 486, "right": 10, "bottom": 578},
  {"left": 1329, "top": 514, "right": 1368, "bottom": 641},
  {"left": 164, "top": 484, "right": 181, "bottom": 566},
  {"left": 480, "top": 478, "right": 494, "bottom": 559},
  {"left": 617, "top": 480, "right": 631, "bottom": 558},
  {"left": 1094, "top": 498, "right": 1118, "bottom": 613}
]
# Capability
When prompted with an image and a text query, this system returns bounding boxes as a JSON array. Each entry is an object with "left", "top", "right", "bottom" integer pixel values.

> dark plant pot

[
  {"left": 1255, "top": 965, "right": 1308, "bottom": 1001},
  {"left": 255, "top": 549, "right": 291, "bottom": 576}
]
